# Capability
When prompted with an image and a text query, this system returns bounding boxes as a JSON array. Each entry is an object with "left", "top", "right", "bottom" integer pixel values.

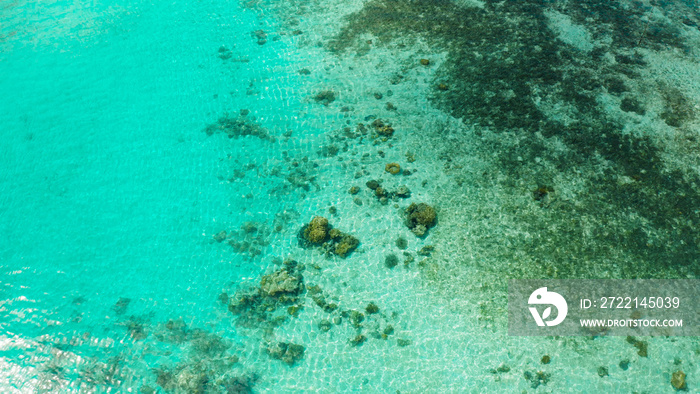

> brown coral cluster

[
  {"left": 299, "top": 216, "right": 359, "bottom": 258},
  {"left": 405, "top": 203, "right": 437, "bottom": 237},
  {"left": 371, "top": 119, "right": 394, "bottom": 137},
  {"left": 385, "top": 162, "right": 401, "bottom": 175},
  {"left": 303, "top": 216, "right": 330, "bottom": 245},
  {"left": 227, "top": 260, "right": 304, "bottom": 324}
]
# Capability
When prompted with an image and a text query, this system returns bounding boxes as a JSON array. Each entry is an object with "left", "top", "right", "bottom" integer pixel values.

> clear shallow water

[{"left": 1, "top": 0, "right": 699, "bottom": 392}]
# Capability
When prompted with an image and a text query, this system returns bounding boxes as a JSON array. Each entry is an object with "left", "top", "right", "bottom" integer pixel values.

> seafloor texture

[{"left": 0, "top": 0, "right": 698, "bottom": 392}]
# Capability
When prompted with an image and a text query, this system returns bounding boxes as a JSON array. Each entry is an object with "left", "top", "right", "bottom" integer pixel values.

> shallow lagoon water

[{"left": 1, "top": 0, "right": 699, "bottom": 392}]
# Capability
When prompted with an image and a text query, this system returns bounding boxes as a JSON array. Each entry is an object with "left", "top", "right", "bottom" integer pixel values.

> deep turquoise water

[{"left": 2, "top": 0, "right": 699, "bottom": 392}]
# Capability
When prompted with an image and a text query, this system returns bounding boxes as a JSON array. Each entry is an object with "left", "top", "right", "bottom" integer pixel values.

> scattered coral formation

[
  {"left": 385, "top": 162, "right": 401, "bottom": 175},
  {"left": 364, "top": 179, "right": 410, "bottom": 203},
  {"left": 597, "top": 366, "right": 608, "bottom": 378},
  {"left": 203, "top": 110, "right": 273, "bottom": 141},
  {"left": 112, "top": 297, "right": 130, "bottom": 315},
  {"left": 385, "top": 253, "right": 399, "bottom": 268},
  {"left": 251, "top": 29, "right": 267, "bottom": 45},
  {"left": 626, "top": 336, "right": 649, "bottom": 357},
  {"left": 671, "top": 370, "right": 687, "bottom": 391},
  {"left": 227, "top": 260, "right": 305, "bottom": 326},
  {"left": 302, "top": 216, "right": 330, "bottom": 245},
  {"left": 333, "top": 233, "right": 360, "bottom": 258},
  {"left": 314, "top": 90, "right": 336, "bottom": 106},
  {"left": 266, "top": 341, "right": 306, "bottom": 366},
  {"left": 145, "top": 318, "right": 248, "bottom": 393},
  {"left": 307, "top": 284, "right": 339, "bottom": 313},
  {"left": 260, "top": 267, "right": 303, "bottom": 297},
  {"left": 404, "top": 203, "right": 437, "bottom": 237},
  {"left": 349, "top": 335, "right": 367, "bottom": 347},
  {"left": 213, "top": 230, "right": 227, "bottom": 243},
  {"left": 298, "top": 217, "right": 359, "bottom": 258},
  {"left": 395, "top": 185, "right": 411, "bottom": 198},
  {"left": 365, "top": 302, "right": 379, "bottom": 314},
  {"left": 417, "top": 245, "right": 434, "bottom": 256},
  {"left": 524, "top": 370, "right": 551, "bottom": 389},
  {"left": 371, "top": 119, "right": 395, "bottom": 138}
]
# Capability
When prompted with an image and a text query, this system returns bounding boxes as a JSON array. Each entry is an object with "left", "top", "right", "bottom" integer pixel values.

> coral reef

[
  {"left": 385, "top": 162, "right": 401, "bottom": 175},
  {"left": 112, "top": 297, "right": 130, "bottom": 315},
  {"left": 260, "top": 267, "right": 303, "bottom": 297},
  {"left": 626, "top": 336, "right": 648, "bottom": 357},
  {"left": 365, "top": 302, "right": 379, "bottom": 314},
  {"left": 203, "top": 111, "right": 273, "bottom": 141},
  {"left": 213, "top": 230, "right": 227, "bottom": 243},
  {"left": 417, "top": 245, "right": 434, "bottom": 256},
  {"left": 307, "top": 284, "right": 339, "bottom": 313},
  {"left": 524, "top": 370, "right": 551, "bottom": 389},
  {"left": 225, "top": 221, "right": 272, "bottom": 258},
  {"left": 385, "top": 254, "right": 399, "bottom": 268},
  {"left": 227, "top": 260, "right": 305, "bottom": 326},
  {"left": 298, "top": 217, "right": 359, "bottom": 258},
  {"left": 318, "top": 319, "right": 332, "bottom": 332},
  {"left": 266, "top": 342, "right": 306, "bottom": 366},
  {"left": 313, "top": 90, "right": 336, "bottom": 106},
  {"left": 395, "top": 237, "right": 407, "bottom": 250},
  {"left": 395, "top": 185, "right": 411, "bottom": 198},
  {"left": 671, "top": 370, "right": 687, "bottom": 390},
  {"left": 597, "top": 366, "right": 608, "bottom": 378},
  {"left": 251, "top": 29, "right": 267, "bottom": 45},
  {"left": 404, "top": 203, "right": 437, "bottom": 237},
  {"left": 349, "top": 335, "right": 367, "bottom": 347},
  {"left": 302, "top": 216, "right": 330, "bottom": 245},
  {"left": 366, "top": 179, "right": 380, "bottom": 190},
  {"left": 333, "top": 233, "right": 360, "bottom": 258},
  {"left": 371, "top": 119, "right": 395, "bottom": 138}
]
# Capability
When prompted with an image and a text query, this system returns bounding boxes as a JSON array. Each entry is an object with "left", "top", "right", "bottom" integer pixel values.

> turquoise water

[{"left": 1, "top": 0, "right": 699, "bottom": 392}]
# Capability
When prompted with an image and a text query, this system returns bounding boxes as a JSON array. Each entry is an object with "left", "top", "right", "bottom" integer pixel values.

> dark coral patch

[
  {"left": 405, "top": 203, "right": 437, "bottom": 237},
  {"left": 298, "top": 217, "right": 359, "bottom": 258}
]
